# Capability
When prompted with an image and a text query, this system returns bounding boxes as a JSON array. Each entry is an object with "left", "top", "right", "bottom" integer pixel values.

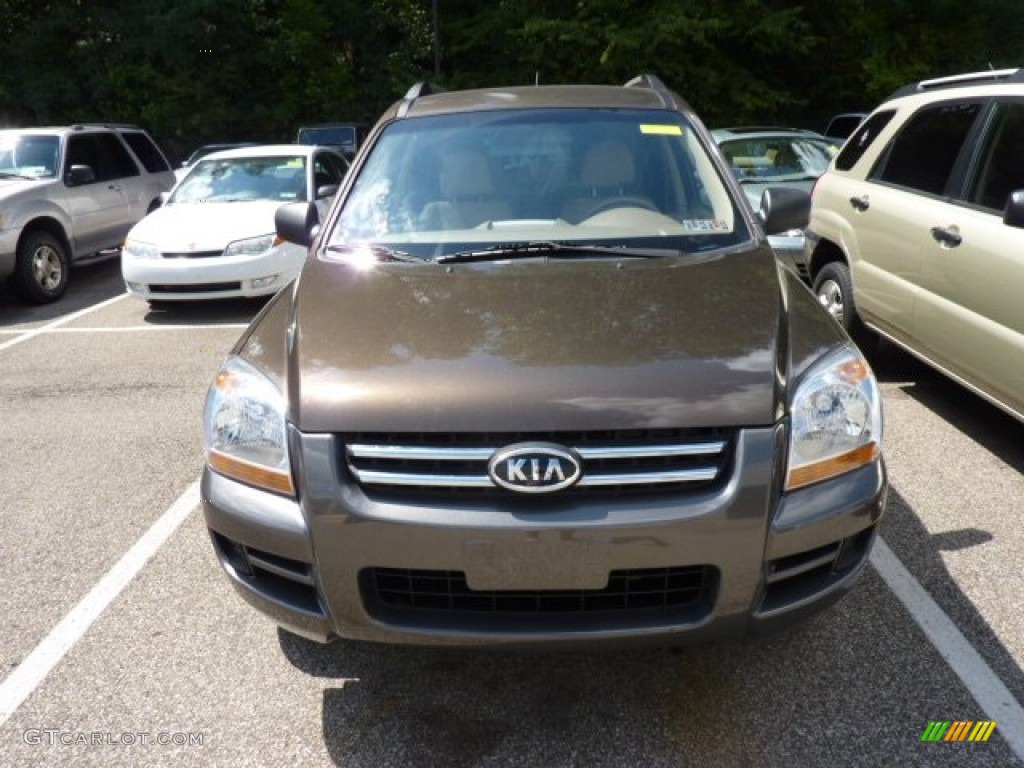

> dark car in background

[{"left": 202, "top": 75, "right": 887, "bottom": 649}]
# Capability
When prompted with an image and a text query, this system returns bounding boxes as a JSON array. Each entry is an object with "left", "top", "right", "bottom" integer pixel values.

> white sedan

[{"left": 122, "top": 144, "right": 348, "bottom": 303}]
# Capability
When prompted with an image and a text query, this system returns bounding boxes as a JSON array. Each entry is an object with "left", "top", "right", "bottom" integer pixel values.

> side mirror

[
  {"left": 275, "top": 202, "right": 319, "bottom": 248},
  {"left": 1003, "top": 189, "right": 1024, "bottom": 229},
  {"left": 759, "top": 187, "right": 810, "bottom": 234},
  {"left": 65, "top": 164, "right": 96, "bottom": 187},
  {"left": 316, "top": 183, "right": 339, "bottom": 200}
]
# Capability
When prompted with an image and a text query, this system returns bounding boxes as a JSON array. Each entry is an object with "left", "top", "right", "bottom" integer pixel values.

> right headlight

[
  {"left": 203, "top": 355, "right": 294, "bottom": 496},
  {"left": 123, "top": 238, "right": 160, "bottom": 260},
  {"left": 786, "top": 344, "right": 883, "bottom": 490}
]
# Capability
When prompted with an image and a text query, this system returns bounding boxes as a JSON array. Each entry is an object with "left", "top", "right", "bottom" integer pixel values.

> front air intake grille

[
  {"left": 150, "top": 282, "right": 241, "bottom": 293},
  {"left": 161, "top": 250, "right": 224, "bottom": 259},
  {"left": 211, "top": 532, "right": 323, "bottom": 617},
  {"left": 758, "top": 526, "right": 877, "bottom": 615},
  {"left": 342, "top": 428, "right": 734, "bottom": 499},
  {"left": 361, "top": 565, "right": 718, "bottom": 630}
]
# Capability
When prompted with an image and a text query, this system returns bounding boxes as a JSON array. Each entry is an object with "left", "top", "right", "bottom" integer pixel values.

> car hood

[
  {"left": 126, "top": 200, "right": 282, "bottom": 250},
  {"left": 0, "top": 177, "right": 45, "bottom": 199},
  {"left": 285, "top": 249, "right": 788, "bottom": 433}
]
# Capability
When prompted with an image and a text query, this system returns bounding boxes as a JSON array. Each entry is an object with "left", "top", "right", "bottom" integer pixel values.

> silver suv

[
  {"left": 0, "top": 124, "right": 175, "bottom": 303},
  {"left": 805, "top": 68, "right": 1024, "bottom": 422}
]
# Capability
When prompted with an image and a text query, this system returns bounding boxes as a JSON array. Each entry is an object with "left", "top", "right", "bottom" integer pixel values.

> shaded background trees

[{"left": 1, "top": 0, "right": 1023, "bottom": 161}]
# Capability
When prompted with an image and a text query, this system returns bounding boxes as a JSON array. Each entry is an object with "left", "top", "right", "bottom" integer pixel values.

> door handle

[
  {"left": 849, "top": 195, "right": 869, "bottom": 212},
  {"left": 107, "top": 184, "right": 121, "bottom": 191},
  {"left": 930, "top": 226, "right": 962, "bottom": 247}
]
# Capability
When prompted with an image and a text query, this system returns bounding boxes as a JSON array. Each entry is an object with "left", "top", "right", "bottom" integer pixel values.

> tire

[
  {"left": 813, "top": 261, "right": 875, "bottom": 349},
  {"left": 13, "top": 230, "right": 70, "bottom": 304}
]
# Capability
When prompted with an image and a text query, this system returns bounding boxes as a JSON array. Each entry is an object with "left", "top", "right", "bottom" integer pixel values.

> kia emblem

[{"left": 487, "top": 442, "right": 582, "bottom": 494}]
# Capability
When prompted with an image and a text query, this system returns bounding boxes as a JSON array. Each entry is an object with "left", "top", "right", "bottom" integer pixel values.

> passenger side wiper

[
  {"left": 434, "top": 241, "right": 679, "bottom": 264},
  {"left": 0, "top": 171, "right": 33, "bottom": 179},
  {"left": 323, "top": 244, "right": 421, "bottom": 262}
]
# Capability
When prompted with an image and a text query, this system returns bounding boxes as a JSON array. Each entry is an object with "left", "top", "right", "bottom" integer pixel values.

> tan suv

[
  {"left": 0, "top": 124, "right": 175, "bottom": 303},
  {"left": 805, "top": 68, "right": 1024, "bottom": 422}
]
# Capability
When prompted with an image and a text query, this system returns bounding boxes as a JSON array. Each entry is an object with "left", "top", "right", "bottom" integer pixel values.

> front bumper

[
  {"left": 122, "top": 244, "right": 304, "bottom": 301},
  {"left": 202, "top": 426, "right": 887, "bottom": 646}
]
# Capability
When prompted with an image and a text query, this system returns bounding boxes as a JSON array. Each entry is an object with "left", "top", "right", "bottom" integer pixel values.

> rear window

[{"left": 835, "top": 110, "right": 896, "bottom": 171}]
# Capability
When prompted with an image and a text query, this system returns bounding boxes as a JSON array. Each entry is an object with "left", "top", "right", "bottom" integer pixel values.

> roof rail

[
  {"left": 624, "top": 74, "right": 673, "bottom": 108},
  {"left": 397, "top": 81, "right": 444, "bottom": 118},
  {"left": 887, "top": 68, "right": 1023, "bottom": 99},
  {"left": 71, "top": 122, "right": 141, "bottom": 130}
]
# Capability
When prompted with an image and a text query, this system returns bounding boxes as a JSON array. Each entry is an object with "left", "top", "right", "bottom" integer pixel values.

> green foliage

[{"left": 1, "top": 0, "right": 1023, "bottom": 154}]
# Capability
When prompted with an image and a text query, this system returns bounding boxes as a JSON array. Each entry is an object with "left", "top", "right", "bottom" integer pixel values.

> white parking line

[
  {"left": 0, "top": 324, "right": 250, "bottom": 334},
  {"left": 0, "top": 293, "right": 129, "bottom": 352},
  {"left": 871, "top": 538, "right": 1024, "bottom": 757},
  {"left": 0, "top": 477, "right": 201, "bottom": 727}
]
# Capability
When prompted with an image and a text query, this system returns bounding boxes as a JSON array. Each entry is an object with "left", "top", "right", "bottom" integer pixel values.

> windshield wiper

[
  {"left": 435, "top": 241, "right": 679, "bottom": 264},
  {"left": 323, "top": 244, "right": 421, "bottom": 262},
  {"left": 0, "top": 171, "right": 33, "bottom": 180}
]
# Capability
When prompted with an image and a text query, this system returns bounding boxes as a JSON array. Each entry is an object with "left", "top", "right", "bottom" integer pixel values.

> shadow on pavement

[
  {"left": 0, "top": 257, "right": 125, "bottom": 329},
  {"left": 142, "top": 296, "right": 270, "bottom": 326}
]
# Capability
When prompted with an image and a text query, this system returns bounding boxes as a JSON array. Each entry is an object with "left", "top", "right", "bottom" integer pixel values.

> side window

[
  {"left": 95, "top": 133, "right": 140, "bottom": 179},
  {"left": 835, "top": 110, "right": 896, "bottom": 171},
  {"left": 871, "top": 102, "right": 982, "bottom": 195},
  {"left": 313, "top": 153, "right": 346, "bottom": 196},
  {"left": 120, "top": 132, "right": 171, "bottom": 173},
  {"left": 64, "top": 135, "right": 102, "bottom": 183},
  {"left": 966, "top": 102, "right": 1024, "bottom": 211}
]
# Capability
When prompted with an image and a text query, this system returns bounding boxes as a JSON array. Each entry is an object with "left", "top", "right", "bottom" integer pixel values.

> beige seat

[
  {"left": 418, "top": 149, "right": 513, "bottom": 229},
  {"left": 561, "top": 140, "right": 654, "bottom": 223}
]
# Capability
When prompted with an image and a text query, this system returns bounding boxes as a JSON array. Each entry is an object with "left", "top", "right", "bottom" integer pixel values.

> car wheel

[
  {"left": 814, "top": 262, "right": 851, "bottom": 328},
  {"left": 813, "top": 261, "right": 875, "bottom": 349},
  {"left": 13, "top": 231, "right": 70, "bottom": 304}
]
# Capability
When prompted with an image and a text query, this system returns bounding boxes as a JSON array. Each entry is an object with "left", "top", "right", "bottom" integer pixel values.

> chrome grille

[{"left": 343, "top": 429, "right": 733, "bottom": 497}]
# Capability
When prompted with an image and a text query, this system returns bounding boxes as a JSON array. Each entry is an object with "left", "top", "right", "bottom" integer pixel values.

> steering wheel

[{"left": 579, "top": 196, "right": 659, "bottom": 220}]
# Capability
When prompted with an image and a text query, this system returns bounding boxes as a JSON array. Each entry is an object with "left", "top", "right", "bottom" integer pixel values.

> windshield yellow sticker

[{"left": 640, "top": 124, "right": 683, "bottom": 135}]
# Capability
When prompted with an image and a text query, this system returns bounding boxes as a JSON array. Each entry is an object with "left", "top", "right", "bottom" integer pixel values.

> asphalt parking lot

[{"left": 1, "top": 259, "right": 1022, "bottom": 767}]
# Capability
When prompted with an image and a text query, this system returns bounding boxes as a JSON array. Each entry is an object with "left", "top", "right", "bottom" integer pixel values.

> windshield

[
  {"left": 330, "top": 109, "right": 745, "bottom": 260},
  {"left": 170, "top": 155, "right": 308, "bottom": 203},
  {"left": 0, "top": 134, "right": 59, "bottom": 179},
  {"left": 718, "top": 135, "right": 836, "bottom": 183}
]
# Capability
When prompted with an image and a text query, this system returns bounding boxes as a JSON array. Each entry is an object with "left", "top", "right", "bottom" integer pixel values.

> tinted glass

[
  {"left": 966, "top": 101, "right": 1024, "bottom": 211},
  {"left": 873, "top": 102, "right": 981, "bottom": 195},
  {"left": 331, "top": 109, "right": 746, "bottom": 259},
  {"left": 121, "top": 131, "right": 171, "bottom": 173},
  {"left": 96, "top": 133, "right": 140, "bottom": 179},
  {"left": 835, "top": 110, "right": 896, "bottom": 171}
]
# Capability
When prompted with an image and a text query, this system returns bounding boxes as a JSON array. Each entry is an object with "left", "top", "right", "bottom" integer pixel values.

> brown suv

[{"left": 201, "top": 76, "right": 887, "bottom": 647}]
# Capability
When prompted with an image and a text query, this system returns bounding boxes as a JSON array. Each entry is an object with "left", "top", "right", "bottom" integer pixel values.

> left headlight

[
  {"left": 123, "top": 238, "right": 161, "bottom": 260},
  {"left": 786, "top": 344, "right": 882, "bottom": 491},
  {"left": 203, "top": 355, "right": 294, "bottom": 496},
  {"left": 223, "top": 233, "right": 275, "bottom": 258}
]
